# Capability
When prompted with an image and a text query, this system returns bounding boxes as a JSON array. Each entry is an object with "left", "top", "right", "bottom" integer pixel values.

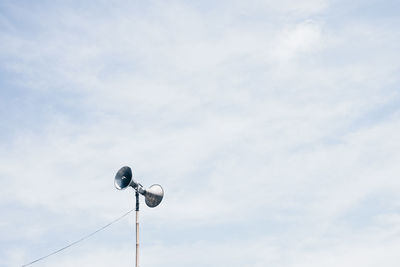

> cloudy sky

[{"left": 1, "top": 0, "right": 400, "bottom": 266}]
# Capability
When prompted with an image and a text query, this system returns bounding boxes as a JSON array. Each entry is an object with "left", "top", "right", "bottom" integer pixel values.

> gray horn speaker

[
  {"left": 143, "top": 184, "right": 164, "bottom": 208},
  {"left": 115, "top": 166, "right": 137, "bottom": 190},
  {"left": 115, "top": 166, "right": 164, "bottom": 207}
]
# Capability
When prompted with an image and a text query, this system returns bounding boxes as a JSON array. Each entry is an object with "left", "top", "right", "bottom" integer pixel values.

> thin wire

[{"left": 22, "top": 209, "right": 134, "bottom": 267}]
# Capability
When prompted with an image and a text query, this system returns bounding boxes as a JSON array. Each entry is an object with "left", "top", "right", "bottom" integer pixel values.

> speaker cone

[{"left": 115, "top": 166, "right": 133, "bottom": 190}]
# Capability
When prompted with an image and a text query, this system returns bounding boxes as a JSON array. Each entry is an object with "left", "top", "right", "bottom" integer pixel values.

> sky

[{"left": 1, "top": 0, "right": 400, "bottom": 266}]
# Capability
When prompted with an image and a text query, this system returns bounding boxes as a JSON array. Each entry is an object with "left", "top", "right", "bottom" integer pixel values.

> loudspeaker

[
  {"left": 115, "top": 166, "right": 137, "bottom": 190},
  {"left": 143, "top": 184, "right": 164, "bottom": 208},
  {"left": 115, "top": 166, "right": 164, "bottom": 208}
]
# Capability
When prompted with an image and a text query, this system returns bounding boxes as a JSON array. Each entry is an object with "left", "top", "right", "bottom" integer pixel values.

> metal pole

[{"left": 135, "top": 190, "right": 139, "bottom": 267}]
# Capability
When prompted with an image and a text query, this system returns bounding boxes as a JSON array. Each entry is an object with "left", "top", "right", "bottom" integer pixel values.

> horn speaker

[
  {"left": 114, "top": 166, "right": 164, "bottom": 208},
  {"left": 143, "top": 184, "right": 164, "bottom": 208}
]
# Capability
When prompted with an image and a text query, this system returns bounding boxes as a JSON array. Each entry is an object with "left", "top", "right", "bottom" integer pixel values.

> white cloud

[{"left": 1, "top": 0, "right": 400, "bottom": 266}]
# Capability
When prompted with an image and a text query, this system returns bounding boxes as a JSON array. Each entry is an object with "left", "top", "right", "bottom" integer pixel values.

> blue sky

[{"left": 1, "top": 0, "right": 400, "bottom": 266}]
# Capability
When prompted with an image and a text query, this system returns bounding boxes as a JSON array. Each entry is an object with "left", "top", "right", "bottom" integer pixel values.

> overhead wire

[{"left": 21, "top": 208, "right": 134, "bottom": 267}]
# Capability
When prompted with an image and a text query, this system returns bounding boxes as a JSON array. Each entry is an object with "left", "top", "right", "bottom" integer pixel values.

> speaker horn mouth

[
  {"left": 144, "top": 184, "right": 164, "bottom": 208},
  {"left": 115, "top": 166, "right": 133, "bottom": 190}
]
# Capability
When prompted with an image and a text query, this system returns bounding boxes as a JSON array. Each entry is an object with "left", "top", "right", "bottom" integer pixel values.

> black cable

[{"left": 22, "top": 209, "right": 134, "bottom": 267}]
